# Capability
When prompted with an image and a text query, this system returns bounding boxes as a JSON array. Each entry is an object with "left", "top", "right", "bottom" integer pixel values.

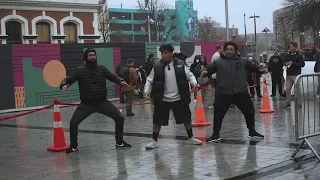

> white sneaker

[
  {"left": 208, "top": 105, "right": 213, "bottom": 110},
  {"left": 188, "top": 137, "right": 203, "bottom": 145},
  {"left": 194, "top": 99, "right": 197, "bottom": 103},
  {"left": 145, "top": 140, "right": 159, "bottom": 149},
  {"left": 317, "top": 95, "right": 319, "bottom": 99}
]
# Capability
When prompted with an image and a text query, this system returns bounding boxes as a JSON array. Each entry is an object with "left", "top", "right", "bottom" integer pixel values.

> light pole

[
  {"left": 249, "top": 14, "right": 260, "bottom": 60},
  {"left": 249, "top": 13, "right": 260, "bottom": 45},
  {"left": 225, "top": 0, "right": 229, "bottom": 41},
  {"left": 244, "top": 13, "right": 247, "bottom": 44}
]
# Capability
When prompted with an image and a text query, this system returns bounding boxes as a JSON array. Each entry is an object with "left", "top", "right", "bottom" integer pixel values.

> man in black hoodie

[
  {"left": 284, "top": 42, "right": 305, "bottom": 108},
  {"left": 145, "top": 54, "right": 155, "bottom": 77},
  {"left": 268, "top": 49, "right": 284, "bottom": 97},
  {"left": 202, "top": 41, "right": 266, "bottom": 142},
  {"left": 60, "top": 48, "right": 132, "bottom": 155}
]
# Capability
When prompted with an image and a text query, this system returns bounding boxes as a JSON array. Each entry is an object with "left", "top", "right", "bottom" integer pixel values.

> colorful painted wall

[{"left": 0, "top": 41, "right": 246, "bottom": 111}]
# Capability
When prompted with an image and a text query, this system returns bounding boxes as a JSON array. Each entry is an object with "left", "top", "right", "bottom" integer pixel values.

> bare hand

[
  {"left": 120, "top": 81, "right": 129, "bottom": 87},
  {"left": 62, "top": 85, "right": 69, "bottom": 92},
  {"left": 191, "top": 84, "right": 199, "bottom": 92},
  {"left": 201, "top": 71, "right": 208, "bottom": 77},
  {"left": 145, "top": 93, "right": 151, "bottom": 100}
]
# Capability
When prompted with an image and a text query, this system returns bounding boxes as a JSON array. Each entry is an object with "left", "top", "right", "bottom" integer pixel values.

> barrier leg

[
  {"left": 291, "top": 138, "right": 305, "bottom": 158},
  {"left": 305, "top": 138, "right": 320, "bottom": 161}
]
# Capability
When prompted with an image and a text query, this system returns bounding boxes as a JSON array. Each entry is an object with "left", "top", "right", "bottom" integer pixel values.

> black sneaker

[
  {"left": 116, "top": 141, "right": 132, "bottom": 148},
  {"left": 284, "top": 104, "right": 291, "bottom": 108},
  {"left": 249, "top": 131, "right": 264, "bottom": 139},
  {"left": 206, "top": 134, "right": 221, "bottom": 142},
  {"left": 66, "top": 147, "right": 78, "bottom": 155}
]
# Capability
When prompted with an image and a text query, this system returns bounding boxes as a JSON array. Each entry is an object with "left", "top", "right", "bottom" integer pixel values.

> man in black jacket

[
  {"left": 202, "top": 41, "right": 266, "bottom": 142},
  {"left": 284, "top": 42, "right": 305, "bottom": 108},
  {"left": 268, "top": 49, "right": 284, "bottom": 97},
  {"left": 60, "top": 48, "right": 132, "bottom": 155}
]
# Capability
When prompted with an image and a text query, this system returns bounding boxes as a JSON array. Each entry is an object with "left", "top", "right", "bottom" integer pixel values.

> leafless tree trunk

[
  {"left": 98, "top": 8, "right": 109, "bottom": 43},
  {"left": 196, "top": 16, "right": 219, "bottom": 41},
  {"left": 137, "top": 0, "right": 174, "bottom": 42}
]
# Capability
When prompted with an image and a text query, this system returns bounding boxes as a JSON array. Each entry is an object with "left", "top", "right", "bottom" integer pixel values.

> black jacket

[
  {"left": 206, "top": 54, "right": 261, "bottom": 95},
  {"left": 60, "top": 64, "right": 123, "bottom": 104},
  {"left": 284, "top": 52, "right": 305, "bottom": 76},
  {"left": 145, "top": 58, "right": 154, "bottom": 77},
  {"left": 268, "top": 55, "right": 284, "bottom": 75},
  {"left": 314, "top": 52, "right": 320, "bottom": 73},
  {"left": 151, "top": 58, "right": 190, "bottom": 105}
]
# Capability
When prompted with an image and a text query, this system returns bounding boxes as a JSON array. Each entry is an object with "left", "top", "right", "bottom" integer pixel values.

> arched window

[
  {"left": 36, "top": 21, "right": 51, "bottom": 43},
  {"left": 6, "top": 21, "right": 22, "bottom": 44},
  {"left": 64, "top": 22, "right": 77, "bottom": 43}
]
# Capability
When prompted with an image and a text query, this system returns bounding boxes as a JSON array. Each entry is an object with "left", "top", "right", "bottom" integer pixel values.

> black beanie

[{"left": 83, "top": 48, "right": 96, "bottom": 62}]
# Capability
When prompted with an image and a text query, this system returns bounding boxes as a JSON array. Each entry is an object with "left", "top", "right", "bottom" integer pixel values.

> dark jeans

[
  {"left": 213, "top": 92, "right": 255, "bottom": 134},
  {"left": 120, "top": 87, "right": 125, "bottom": 103},
  {"left": 124, "top": 91, "right": 133, "bottom": 111},
  {"left": 271, "top": 74, "right": 283, "bottom": 95},
  {"left": 247, "top": 79, "right": 261, "bottom": 96},
  {"left": 69, "top": 99, "right": 125, "bottom": 147}
]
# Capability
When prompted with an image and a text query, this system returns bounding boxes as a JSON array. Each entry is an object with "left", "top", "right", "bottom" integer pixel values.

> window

[
  {"left": 6, "top": 21, "right": 22, "bottom": 44},
  {"left": 36, "top": 21, "right": 51, "bottom": 43},
  {"left": 64, "top": 22, "right": 77, "bottom": 43}
]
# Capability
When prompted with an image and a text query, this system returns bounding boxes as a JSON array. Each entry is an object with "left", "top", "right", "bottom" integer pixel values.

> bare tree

[
  {"left": 281, "top": 0, "right": 320, "bottom": 42},
  {"left": 98, "top": 7, "right": 110, "bottom": 43},
  {"left": 275, "top": 12, "right": 292, "bottom": 51},
  {"left": 196, "top": 16, "right": 219, "bottom": 41},
  {"left": 137, "top": 0, "right": 175, "bottom": 42}
]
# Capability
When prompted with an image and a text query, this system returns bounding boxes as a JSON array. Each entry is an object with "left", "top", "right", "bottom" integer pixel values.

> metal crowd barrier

[{"left": 292, "top": 73, "right": 320, "bottom": 161}]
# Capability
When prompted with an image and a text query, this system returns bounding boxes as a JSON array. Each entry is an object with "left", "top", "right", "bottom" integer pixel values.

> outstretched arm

[
  {"left": 204, "top": 61, "right": 217, "bottom": 75},
  {"left": 103, "top": 66, "right": 124, "bottom": 85},
  {"left": 60, "top": 68, "right": 80, "bottom": 90}
]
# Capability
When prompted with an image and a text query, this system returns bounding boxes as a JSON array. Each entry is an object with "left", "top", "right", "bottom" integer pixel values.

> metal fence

[{"left": 291, "top": 73, "right": 320, "bottom": 161}]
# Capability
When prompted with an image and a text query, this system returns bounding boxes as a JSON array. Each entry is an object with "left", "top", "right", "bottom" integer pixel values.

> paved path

[{"left": 0, "top": 95, "right": 318, "bottom": 179}]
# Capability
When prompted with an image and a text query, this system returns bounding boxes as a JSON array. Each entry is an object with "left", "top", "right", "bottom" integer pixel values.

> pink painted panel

[
  {"left": 113, "top": 48, "right": 121, "bottom": 97},
  {"left": 12, "top": 44, "right": 60, "bottom": 87}
]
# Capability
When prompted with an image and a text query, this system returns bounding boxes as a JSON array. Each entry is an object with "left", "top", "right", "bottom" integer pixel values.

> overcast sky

[{"left": 108, "top": 0, "right": 284, "bottom": 35}]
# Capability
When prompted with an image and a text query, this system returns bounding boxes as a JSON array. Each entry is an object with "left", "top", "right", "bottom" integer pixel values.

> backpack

[{"left": 119, "top": 65, "right": 130, "bottom": 83}]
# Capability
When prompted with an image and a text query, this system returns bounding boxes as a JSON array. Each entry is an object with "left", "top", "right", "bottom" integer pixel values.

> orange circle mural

[{"left": 43, "top": 60, "right": 66, "bottom": 87}]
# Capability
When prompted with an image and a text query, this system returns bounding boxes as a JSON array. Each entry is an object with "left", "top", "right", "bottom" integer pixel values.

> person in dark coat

[
  {"left": 190, "top": 55, "right": 201, "bottom": 102},
  {"left": 247, "top": 57, "right": 262, "bottom": 98},
  {"left": 60, "top": 48, "right": 132, "bottom": 155},
  {"left": 268, "top": 49, "right": 284, "bottom": 97},
  {"left": 145, "top": 54, "right": 155, "bottom": 77}
]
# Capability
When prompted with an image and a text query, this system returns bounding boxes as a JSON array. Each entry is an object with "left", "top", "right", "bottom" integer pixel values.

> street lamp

[
  {"left": 249, "top": 14, "right": 260, "bottom": 45},
  {"left": 244, "top": 13, "right": 247, "bottom": 45},
  {"left": 225, "top": 0, "right": 229, "bottom": 41}
]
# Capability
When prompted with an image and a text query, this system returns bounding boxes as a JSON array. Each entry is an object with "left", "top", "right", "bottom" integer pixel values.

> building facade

[
  {"left": 0, "top": 0, "right": 103, "bottom": 44},
  {"left": 108, "top": 0, "right": 198, "bottom": 43}
]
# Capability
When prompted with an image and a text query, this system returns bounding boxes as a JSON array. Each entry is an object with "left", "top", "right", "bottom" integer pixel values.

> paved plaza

[{"left": 1, "top": 92, "right": 319, "bottom": 180}]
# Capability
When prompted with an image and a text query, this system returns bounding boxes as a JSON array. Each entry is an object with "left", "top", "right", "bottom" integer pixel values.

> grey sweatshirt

[
  {"left": 144, "top": 60, "right": 197, "bottom": 102},
  {"left": 206, "top": 54, "right": 261, "bottom": 95}
]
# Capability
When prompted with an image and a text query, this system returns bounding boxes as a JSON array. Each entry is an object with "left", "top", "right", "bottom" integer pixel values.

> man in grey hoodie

[{"left": 202, "top": 41, "right": 266, "bottom": 142}]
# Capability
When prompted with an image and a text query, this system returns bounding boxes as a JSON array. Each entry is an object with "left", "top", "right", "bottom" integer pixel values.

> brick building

[{"left": 0, "top": 0, "right": 103, "bottom": 44}]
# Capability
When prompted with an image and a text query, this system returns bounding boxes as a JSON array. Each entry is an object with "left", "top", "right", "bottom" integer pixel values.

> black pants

[
  {"left": 69, "top": 99, "right": 125, "bottom": 147},
  {"left": 213, "top": 92, "right": 255, "bottom": 134},
  {"left": 247, "top": 79, "right": 261, "bottom": 96},
  {"left": 271, "top": 74, "right": 283, "bottom": 95},
  {"left": 120, "top": 87, "right": 125, "bottom": 103}
]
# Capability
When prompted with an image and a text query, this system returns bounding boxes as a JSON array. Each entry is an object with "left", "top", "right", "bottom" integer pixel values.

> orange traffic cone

[
  {"left": 47, "top": 97, "right": 68, "bottom": 152},
  {"left": 192, "top": 91, "right": 211, "bottom": 127},
  {"left": 259, "top": 78, "right": 275, "bottom": 113}
]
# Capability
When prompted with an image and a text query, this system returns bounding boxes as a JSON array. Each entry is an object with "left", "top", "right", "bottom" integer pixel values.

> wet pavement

[{"left": 0, "top": 89, "right": 319, "bottom": 179}]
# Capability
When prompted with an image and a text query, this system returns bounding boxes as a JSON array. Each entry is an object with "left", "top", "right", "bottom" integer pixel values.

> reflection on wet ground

[{"left": 0, "top": 94, "right": 319, "bottom": 180}]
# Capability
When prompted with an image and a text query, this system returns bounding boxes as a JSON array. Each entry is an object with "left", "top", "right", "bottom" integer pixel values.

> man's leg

[
  {"left": 285, "top": 76, "right": 294, "bottom": 106},
  {"left": 234, "top": 92, "right": 264, "bottom": 138},
  {"left": 67, "top": 103, "right": 94, "bottom": 154},
  {"left": 277, "top": 75, "right": 283, "bottom": 95},
  {"left": 125, "top": 91, "right": 135, "bottom": 116},
  {"left": 145, "top": 102, "right": 171, "bottom": 149},
  {"left": 97, "top": 100, "right": 130, "bottom": 147},
  {"left": 255, "top": 78, "right": 262, "bottom": 97},
  {"left": 171, "top": 101, "right": 202, "bottom": 145},
  {"left": 271, "top": 75, "right": 276, "bottom": 96},
  {"left": 120, "top": 87, "right": 125, "bottom": 103},
  {"left": 207, "top": 93, "right": 232, "bottom": 142}
]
